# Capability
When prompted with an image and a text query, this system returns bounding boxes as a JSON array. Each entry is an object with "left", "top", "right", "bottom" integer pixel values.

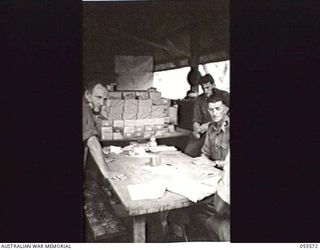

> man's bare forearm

[{"left": 87, "top": 136, "right": 112, "bottom": 178}]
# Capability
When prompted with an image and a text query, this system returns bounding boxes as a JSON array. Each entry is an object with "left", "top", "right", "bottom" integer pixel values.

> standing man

[
  {"left": 83, "top": 81, "right": 118, "bottom": 185},
  {"left": 194, "top": 95, "right": 230, "bottom": 241},
  {"left": 184, "top": 74, "right": 229, "bottom": 157}
]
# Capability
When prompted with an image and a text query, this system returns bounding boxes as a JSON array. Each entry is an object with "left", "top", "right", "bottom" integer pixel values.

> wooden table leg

[{"left": 133, "top": 215, "right": 146, "bottom": 243}]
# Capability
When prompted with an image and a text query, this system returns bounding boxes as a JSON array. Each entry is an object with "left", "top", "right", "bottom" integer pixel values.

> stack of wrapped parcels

[{"left": 99, "top": 90, "right": 178, "bottom": 140}]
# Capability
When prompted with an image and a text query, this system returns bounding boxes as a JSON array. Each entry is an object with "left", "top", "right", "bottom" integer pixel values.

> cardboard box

[
  {"left": 135, "top": 119, "right": 146, "bottom": 127},
  {"left": 134, "top": 126, "right": 144, "bottom": 133},
  {"left": 169, "top": 106, "right": 178, "bottom": 125},
  {"left": 108, "top": 91, "right": 122, "bottom": 99},
  {"left": 136, "top": 91, "right": 149, "bottom": 99},
  {"left": 163, "top": 105, "right": 169, "bottom": 116},
  {"left": 108, "top": 112, "right": 122, "bottom": 120},
  {"left": 155, "top": 130, "right": 164, "bottom": 137},
  {"left": 163, "top": 127, "right": 170, "bottom": 133},
  {"left": 152, "top": 97, "right": 170, "bottom": 106},
  {"left": 144, "top": 125, "right": 154, "bottom": 132},
  {"left": 113, "top": 120, "right": 124, "bottom": 133},
  {"left": 123, "top": 126, "right": 135, "bottom": 133},
  {"left": 151, "top": 105, "right": 164, "bottom": 118},
  {"left": 154, "top": 124, "right": 164, "bottom": 131},
  {"left": 124, "top": 119, "right": 135, "bottom": 127},
  {"left": 123, "top": 132, "right": 133, "bottom": 139},
  {"left": 153, "top": 118, "right": 165, "bottom": 125},
  {"left": 149, "top": 91, "right": 161, "bottom": 104},
  {"left": 161, "top": 98, "right": 171, "bottom": 106},
  {"left": 133, "top": 131, "right": 143, "bottom": 138},
  {"left": 164, "top": 116, "right": 170, "bottom": 124},
  {"left": 123, "top": 99, "right": 138, "bottom": 120},
  {"left": 113, "top": 132, "right": 124, "bottom": 140},
  {"left": 137, "top": 99, "right": 152, "bottom": 119},
  {"left": 101, "top": 132, "right": 113, "bottom": 140},
  {"left": 101, "top": 126, "right": 113, "bottom": 133},
  {"left": 168, "top": 124, "right": 175, "bottom": 133},
  {"left": 144, "top": 132, "right": 153, "bottom": 139},
  {"left": 101, "top": 119, "right": 113, "bottom": 127},
  {"left": 122, "top": 91, "right": 136, "bottom": 99},
  {"left": 109, "top": 99, "right": 124, "bottom": 114},
  {"left": 143, "top": 119, "right": 154, "bottom": 126}
]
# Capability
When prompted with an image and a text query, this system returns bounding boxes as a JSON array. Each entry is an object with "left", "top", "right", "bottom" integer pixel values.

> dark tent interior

[{"left": 83, "top": 0, "right": 229, "bottom": 83}]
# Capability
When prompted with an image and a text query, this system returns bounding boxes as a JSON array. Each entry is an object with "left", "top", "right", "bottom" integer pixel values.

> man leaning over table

[
  {"left": 184, "top": 74, "right": 229, "bottom": 157},
  {"left": 83, "top": 80, "right": 119, "bottom": 186}
]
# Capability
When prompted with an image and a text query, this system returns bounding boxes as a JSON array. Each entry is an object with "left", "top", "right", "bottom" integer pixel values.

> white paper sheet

[
  {"left": 142, "top": 164, "right": 182, "bottom": 176},
  {"left": 167, "top": 177, "right": 218, "bottom": 203},
  {"left": 201, "top": 175, "right": 222, "bottom": 187},
  {"left": 127, "top": 182, "right": 167, "bottom": 201},
  {"left": 148, "top": 146, "right": 177, "bottom": 153}
]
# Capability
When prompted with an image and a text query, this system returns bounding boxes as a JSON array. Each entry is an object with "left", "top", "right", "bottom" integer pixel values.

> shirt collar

[{"left": 210, "top": 116, "right": 230, "bottom": 133}]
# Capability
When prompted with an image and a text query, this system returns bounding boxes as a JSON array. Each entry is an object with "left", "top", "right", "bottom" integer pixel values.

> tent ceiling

[{"left": 83, "top": 0, "right": 229, "bottom": 73}]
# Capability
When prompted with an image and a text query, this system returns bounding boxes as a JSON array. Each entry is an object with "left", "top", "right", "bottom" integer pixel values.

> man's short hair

[
  {"left": 199, "top": 74, "right": 215, "bottom": 85},
  {"left": 85, "top": 80, "right": 105, "bottom": 93},
  {"left": 207, "top": 94, "right": 229, "bottom": 107}
]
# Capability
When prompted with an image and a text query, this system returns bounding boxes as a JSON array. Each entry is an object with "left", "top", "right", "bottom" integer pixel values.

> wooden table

[
  {"left": 100, "top": 127, "right": 191, "bottom": 142},
  {"left": 104, "top": 150, "right": 220, "bottom": 242},
  {"left": 100, "top": 127, "right": 191, "bottom": 152}
]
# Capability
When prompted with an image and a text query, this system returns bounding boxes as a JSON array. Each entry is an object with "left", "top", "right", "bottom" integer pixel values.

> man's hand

[
  {"left": 197, "top": 122, "right": 210, "bottom": 134},
  {"left": 192, "top": 131, "right": 201, "bottom": 139},
  {"left": 192, "top": 122, "right": 201, "bottom": 139}
]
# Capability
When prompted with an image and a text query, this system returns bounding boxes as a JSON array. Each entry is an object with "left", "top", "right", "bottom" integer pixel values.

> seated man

[
  {"left": 199, "top": 94, "right": 230, "bottom": 167},
  {"left": 184, "top": 74, "right": 229, "bottom": 157},
  {"left": 167, "top": 95, "right": 230, "bottom": 241},
  {"left": 194, "top": 95, "right": 230, "bottom": 241}
]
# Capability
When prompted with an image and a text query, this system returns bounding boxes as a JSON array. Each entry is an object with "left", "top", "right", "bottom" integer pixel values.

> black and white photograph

[
  {"left": 2, "top": 0, "right": 320, "bottom": 246},
  {"left": 82, "top": 0, "right": 230, "bottom": 243}
]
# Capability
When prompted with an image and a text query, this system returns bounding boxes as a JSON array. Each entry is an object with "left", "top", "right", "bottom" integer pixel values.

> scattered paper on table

[
  {"left": 192, "top": 156, "right": 215, "bottom": 167},
  {"left": 196, "top": 169, "right": 220, "bottom": 178},
  {"left": 148, "top": 146, "right": 177, "bottom": 153},
  {"left": 167, "top": 177, "right": 218, "bottom": 203},
  {"left": 201, "top": 175, "right": 222, "bottom": 187},
  {"left": 127, "top": 182, "right": 167, "bottom": 200},
  {"left": 142, "top": 164, "right": 182, "bottom": 176}
]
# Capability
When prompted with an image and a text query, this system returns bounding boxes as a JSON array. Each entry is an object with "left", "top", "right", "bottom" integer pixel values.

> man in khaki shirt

[{"left": 196, "top": 95, "right": 230, "bottom": 241}]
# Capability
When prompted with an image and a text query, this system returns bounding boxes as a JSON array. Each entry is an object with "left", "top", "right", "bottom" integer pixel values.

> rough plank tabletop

[{"left": 105, "top": 150, "right": 221, "bottom": 216}]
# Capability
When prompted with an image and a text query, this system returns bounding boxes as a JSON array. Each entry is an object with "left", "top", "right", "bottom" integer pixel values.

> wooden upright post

[
  {"left": 133, "top": 215, "right": 146, "bottom": 243},
  {"left": 189, "top": 2, "right": 200, "bottom": 93}
]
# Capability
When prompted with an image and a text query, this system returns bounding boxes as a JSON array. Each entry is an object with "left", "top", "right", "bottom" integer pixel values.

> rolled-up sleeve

[{"left": 83, "top": 102, "right": 98, "bottom": 142}]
